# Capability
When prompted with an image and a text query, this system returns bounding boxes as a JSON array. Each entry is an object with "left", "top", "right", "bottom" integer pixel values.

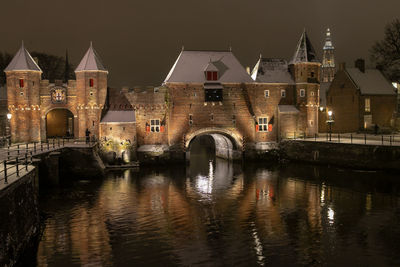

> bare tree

[{"left": 371, "top": 19, "right": 400, "bottom": 82}]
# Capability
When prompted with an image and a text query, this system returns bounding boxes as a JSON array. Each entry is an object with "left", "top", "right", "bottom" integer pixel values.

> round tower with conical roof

[
  {"left": 75, "top": 42, "right": 108, "bottom": 139},
  {"left": 4, "top": 41, "right": 42, "bottom": 142}
]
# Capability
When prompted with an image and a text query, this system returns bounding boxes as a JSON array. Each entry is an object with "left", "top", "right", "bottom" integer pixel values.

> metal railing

[
  {"left": 0, "top": 137, "right": 97, "bottom": 185},
  {"left": 282, "top": 132, "right": 399, "bottom": 146}
]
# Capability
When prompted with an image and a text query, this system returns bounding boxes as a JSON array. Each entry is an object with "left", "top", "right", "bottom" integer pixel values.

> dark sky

[{"left": 1, "top": 0, "right": 399, "bottom": 87}]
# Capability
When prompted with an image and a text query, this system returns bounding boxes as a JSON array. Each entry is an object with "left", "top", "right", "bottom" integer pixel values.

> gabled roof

[
  {"left": 75, "top": 42, "right": 107, "bottom": 72},
  {"left": 290, "top": 30, "right": 319, "bottom": 64},
  {"left": 164, "top": 50, "right": 253, "bottom": 83},
  {"left": 251, "top": 57, "right": 294, "bottom": 83},
  {"left": 4, "top": 42, "right": 42, "bottom": 72},
  {"left": 346, "top": 68, "right": 396, "bottom": 95},
  {"left": 100, "top": 110, "right": 135, "bottom": 123}
]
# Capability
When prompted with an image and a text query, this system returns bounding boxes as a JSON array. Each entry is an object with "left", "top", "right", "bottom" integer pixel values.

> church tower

[
  {"left": 75, "top": 42, "right": 108, "bottom": 139},
  {"left": 5, "top": 42, "right": 42, "bottom": 142},
  {"left": 322, "top": 28, "right": 336, "bottom": 82},
  {"left": 289, "top": 30, "right": 321, "bottom": 137}
]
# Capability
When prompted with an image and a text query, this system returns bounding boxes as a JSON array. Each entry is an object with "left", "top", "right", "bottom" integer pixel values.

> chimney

[
  {"left": 339, "top": 62, "right": 346, "bottom": 71},
  {"left": 355, "top": 59, "right": 365, "bottom": 73}
]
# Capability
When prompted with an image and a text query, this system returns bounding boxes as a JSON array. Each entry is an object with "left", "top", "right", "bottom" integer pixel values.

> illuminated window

[
  {"left": 365, "top": 98, "right": 370, "bottom": 112},
  {"left": 264, "top": 90, "right": 270, "bottom": 98},
  {"left": 189, "top": 114, "right": 193, "bottom": 125},
  {"left": 258, "top": 117, "right": 268, "bottom": 132},
  {"left": 281, "top": 90, "right": 286, "bottom": 98},
  {"left": 300, "top": 89, "right": 305, "bottom": 97},
  {"left": 89, "top": 79, "right": 94, "bottom": 87},
  {"left": 150, "top": 119, "right": 160, "bottom": 132},
  {"left": 19, "top": 79, "right": 24, "bottom": 88}
]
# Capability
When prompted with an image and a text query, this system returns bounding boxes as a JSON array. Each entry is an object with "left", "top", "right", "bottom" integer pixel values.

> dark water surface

[{"left": 33, "top": 155, "right": 400, "bottom": 266}]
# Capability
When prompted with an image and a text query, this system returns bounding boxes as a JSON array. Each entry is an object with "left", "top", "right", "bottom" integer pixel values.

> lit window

[
  {"left": 89, "top": 79, "right": 94, "bottom": 87},
  {"left": 258, "top": 117, "right": 268, "bottom": 132},
  {"left": 365, "top": 98, "right": 370, "bottom": 112},
  {"left": 19, "top": 79, "right": 24, "bottom": 88},
  {"left": 281, "top": 90, "right": 286, "bottom": 98},
  {"left": 264, "top": 90, "right": 270, "bottom": 98},
  {"left": 151, "top": 119, "right": 160, "bottom": 132},
  {"left": 300, "top": 89, "right": 305, "bottom": 97},
  {"left": 189, "top": 114, "right": 193, "bottom": 125}
]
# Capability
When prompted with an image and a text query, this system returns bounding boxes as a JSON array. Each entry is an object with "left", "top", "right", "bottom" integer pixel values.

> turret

[
  {"left": 4, "top": 41, "right": 42, "bottom": 142},
  {"left": 75, "top": 42, "right": 108, "bottom": 138}
]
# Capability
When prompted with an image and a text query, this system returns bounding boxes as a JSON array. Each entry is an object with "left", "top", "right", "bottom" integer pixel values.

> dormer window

[
  {"left": 19, "top": 79, "right": 24, "bottom": 88},
  {"left": 89, "top": 79, "right": 94, "bottom": 87},
  {"left": 206, "top": 71, "right": 218, "bottom": 81}
]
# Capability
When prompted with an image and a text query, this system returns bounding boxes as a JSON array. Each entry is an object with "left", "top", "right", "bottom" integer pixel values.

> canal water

[{"left": 32, "top": 153, "right": 400, "bottom": 266}]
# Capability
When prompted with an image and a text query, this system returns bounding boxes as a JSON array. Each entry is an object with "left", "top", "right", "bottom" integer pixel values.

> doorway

[{"left": 46, "top": 109, "right": 74, "bottom": 138}]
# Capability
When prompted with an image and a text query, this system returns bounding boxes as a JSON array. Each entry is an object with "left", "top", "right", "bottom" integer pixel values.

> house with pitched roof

[{"left": 326, "top": 59, "right": 397, "bottom": 132}]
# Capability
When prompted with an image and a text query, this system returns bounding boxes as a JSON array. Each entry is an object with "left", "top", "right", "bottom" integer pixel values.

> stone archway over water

[{"left": 186, "top": 129, "right": 242, "bottom": 161}]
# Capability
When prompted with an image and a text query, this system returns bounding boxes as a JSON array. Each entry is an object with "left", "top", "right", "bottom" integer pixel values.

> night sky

[{"left": 1, "top": 0, "right": 399, "bottom": 87}]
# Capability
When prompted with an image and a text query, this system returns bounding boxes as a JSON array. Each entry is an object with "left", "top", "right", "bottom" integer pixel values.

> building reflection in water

[{"left": 35, "top": 159, "right": 400, "bottom": 266}]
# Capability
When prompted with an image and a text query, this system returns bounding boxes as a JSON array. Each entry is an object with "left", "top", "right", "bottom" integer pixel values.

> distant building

[{"left": 326, "top": 60, "right": 397, "bottom": 132}]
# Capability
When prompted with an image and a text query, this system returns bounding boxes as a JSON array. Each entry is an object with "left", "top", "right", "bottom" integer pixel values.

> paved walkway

[{"left": 292, "top": 133, "right": 400, "bottom": 147}]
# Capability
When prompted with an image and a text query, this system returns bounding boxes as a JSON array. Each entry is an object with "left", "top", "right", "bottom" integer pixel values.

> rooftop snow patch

[
  {"left": 5, "top": 42, "right": 42, "bottom": 72},
  {"left": 346, "top": 68, "right": 396, "bottom": 95},
  {"left": 75, "top": 43, "right": 107, "bottom": 72},
  {"left": 100, "top": 110, "right": 135, "bottom": 123},
  {"left": 164, "top": 50, "right": 253, "bottom": 83},
  {"left": 251, "top": 58, "right": 294, "bottom": 83}
]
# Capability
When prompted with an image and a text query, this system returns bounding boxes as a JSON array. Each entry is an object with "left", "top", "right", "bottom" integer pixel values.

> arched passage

[
  {"left": 46, "top": 109, "right": 74, "bottom": 138},
  {"left": 187, "top": 130, "right": 242, "bottom": 161}
]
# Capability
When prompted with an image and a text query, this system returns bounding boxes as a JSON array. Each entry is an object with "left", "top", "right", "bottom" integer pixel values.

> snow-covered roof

[
  {"left": 290, "top": 30, "right": 319, "bottom": 64},
  {"left": 278, "top": 105, "right": 300, "bottom": 113},
  {"left": 75, "top": 42, "right": 107, "bottom": 72},
  {"left": 4, "top": 42, "right": 42, "bottom": 72},
  {"left": 251, "top": 58, "right": 294, "bottom": 83},
  {"left": 100, "top": 111, "right": 135, "bottom": 123},
  {"left": 164, "top": 50, "right": 253, "bottom": 83},
  {"left": 346, "top": 68, "right": 396, "bottom": 95},
  {"left": 320, "top": 82, "right": 330, "bottom": 107}
]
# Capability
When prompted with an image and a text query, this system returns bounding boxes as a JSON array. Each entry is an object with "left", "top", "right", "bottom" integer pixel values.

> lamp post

[
  {"left": 326, "top": 110, "right": 334, "bottom": 141},
  {"left": 6, "top": 113, "right": 11, "bottom": 146}
]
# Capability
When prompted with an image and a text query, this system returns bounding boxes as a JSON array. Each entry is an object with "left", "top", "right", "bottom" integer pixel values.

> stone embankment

[{"left": 280, "top": 140, "right": 400, "bottom": 171}]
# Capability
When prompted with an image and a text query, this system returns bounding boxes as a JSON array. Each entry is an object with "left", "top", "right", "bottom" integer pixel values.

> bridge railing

[{"left": 0, "top": 137, "right": 98, "bottom": 185}]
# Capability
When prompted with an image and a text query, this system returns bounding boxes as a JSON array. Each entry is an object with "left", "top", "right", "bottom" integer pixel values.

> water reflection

[{"left": 33, "top": 159, "right": 400, "bottom": 266}]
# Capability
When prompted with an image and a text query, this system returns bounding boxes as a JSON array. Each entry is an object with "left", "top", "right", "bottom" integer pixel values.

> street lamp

[{"left": 326, "top": 110, "right": 334, "bottom": 141}]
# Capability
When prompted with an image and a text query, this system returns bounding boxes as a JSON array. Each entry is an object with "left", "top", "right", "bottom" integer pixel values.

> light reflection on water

[{"left": 34, "top": 156, "right": 400, "bottom": 266}]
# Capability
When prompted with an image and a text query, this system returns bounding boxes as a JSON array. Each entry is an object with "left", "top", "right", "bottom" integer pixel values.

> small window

[
  {"left": 365, "top": 98, "right": 371, "bottom": 112},
  {"left": 110, "top": 127, "right": 112, "bottom": 131},
  {"left": 189, "top": 114, "right": 193, "bottom": 125},
  {"left": 311, "top": 91, "right": 315, "bottom": 96},
  {"left": 300, "top": 89, "right": 305, "bottom": 97},
  {"left": 210, "top": 113, "right": 214, "bottom": 121},
  {"left": 232, "top": 115, "right": 236, "bottom": 126},
  {"left": 90, "top": 91, "right": 94, "bottom": 96},
  {"left": 89, "top": 79, "right": 94, "bottom": 87},
  {"left": 151, "top": 119, "right": 160, "bottom": 132},
  {"left": 20, "top": 92, "right": 24, "bottom": 96},
  {"left": 309, "top": 120, "right": 314, "bottom": 126},
  {"left": 19, "top": 79, "right": 24, "bottom": 88},
  {"left": 281, "top": 90, "right": 286, "bottom": 98},
  {"left": 92, "top": 121, "right": 95, "bottom": 126},
  {"left": 311, "top": 72, "right": 315, "bottom": 78},
  {"left": 205, "top": 89, "right": 223, "bottom": 102},
  {"left": 123, "top": 127, "right": 126, "bottom": 131},
  {"left": 258, "top": 117, "right": 268, "bottom": 132},
  {"left": 206, "top": 71, "right": 218, "bottom": 81},
  {"left": 264, "top": 90, "right": 270, "bottom": 98}
]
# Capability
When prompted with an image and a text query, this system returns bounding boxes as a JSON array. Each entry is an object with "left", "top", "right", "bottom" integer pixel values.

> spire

[
  {"left": 290, "top": 29, "right": 318, "bottom": 64},
  {"left": 323, "top": 28, "right": 334, "bottom": 50},
  {"left": 4, "top": 41, "right": 42, "bottom": 72},
  {"left": 75, "top": 42, "right": 107, "bottom": 72}
]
